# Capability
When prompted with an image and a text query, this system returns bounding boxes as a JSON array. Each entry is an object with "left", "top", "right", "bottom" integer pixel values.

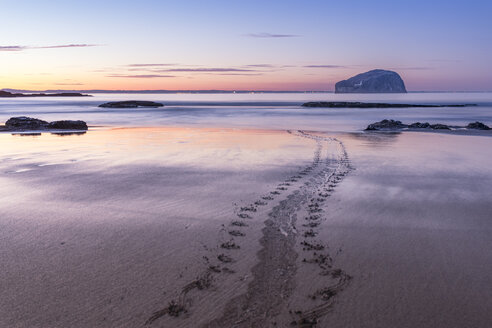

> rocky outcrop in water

[
  {"left": 98, "top": 101, "right": 164, "bottom": 108},
  {"left": 467, "top": 121, "right": 490, "bottom": 130},
  {"left": 365, "top": 120, "right": 453, "bottom": 131},
  {"left": 5, "top": 117, "right": 49, "bottom": 130},
  {"left": 335, "top": 70, "right": 407, "bottom": 93},
  {"left": 408, "top": 122, "right": 431, "bottom": 129},
  {"left": 365, "top": 120, "right": 408, "bottom": 130},
  {"left": 2, "top": 117, "right": 88, "bottom": 131},
  {"left": 429, "top": 124, "right": 450, "bottom": 130},
  {"left": 302, "top": 101, "right": 475, "bottom": 108},
  {"left": 47, "top": 120, "right": 88, "bottom": 130},
  {"left": 365, "top": 120, "right": 491, "bottom": 132}
]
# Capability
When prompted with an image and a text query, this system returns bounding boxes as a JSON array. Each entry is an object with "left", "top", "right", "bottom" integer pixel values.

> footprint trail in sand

[{"left": 146, "top": 130, "right": 354, "bottom": 327}]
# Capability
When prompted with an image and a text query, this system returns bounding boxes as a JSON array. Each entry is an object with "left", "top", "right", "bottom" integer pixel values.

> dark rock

[
  {"left": 2, "top": 117, "right": 88, "bottom": 131},
  {"left": 408, "top": 122, "right": 431, "bottom": 128},
  {"left": 335, "top": 69, "right": 407, "bottom": 93},
  {"left": 467, "top": 121, "right": 490, "bottom": 130},
  {"left": 430, "top": 124, "right": 450, "bottom": 130},
  {"left": 5, "top": 117, "right": 49, "bottom": 130},
  {"left": 365, "top": 119, "right": 407, "bottom": 131},
  {"left": 366, "top": 119, "right": 492, "bottom": 132},
  {"left": 98, "top": 101, "right": 164, "bottom": 108},
  {"left": 301, "top": 101, "right": 476, "bottom": 108},
  {"left": 48, "top": 120, "right": 88, "bottom": 130},
  {"left": 365, "top": 120, "right": 450, "bottom": 131}
]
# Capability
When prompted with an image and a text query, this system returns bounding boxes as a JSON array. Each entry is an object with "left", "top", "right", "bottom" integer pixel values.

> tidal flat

[{"left": 1, "top": 93, "right": 491, "bottom": 327}]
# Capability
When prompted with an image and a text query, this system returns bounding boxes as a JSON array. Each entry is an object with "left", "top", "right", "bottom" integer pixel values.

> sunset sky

[{"left": 1, "top": 0, "right": 491, "bottom": 91}]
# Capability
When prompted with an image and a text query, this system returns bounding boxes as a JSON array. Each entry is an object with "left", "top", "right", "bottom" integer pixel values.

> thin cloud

[
  {"left": 245, "top": 33, "right": 300, "bottom": 38},
  {"left": 304, "top": 65, "right": 346, "bottom": 68},
  {"left": 212, "top": 73, "right": 264, "bottom": 76},
  {"left": 157, "top": 68, "right": 256, "bottom": 72},
  {"left": 351, "top": 64, "right": 435, "bottom": 71},
  {"left": 106, "top": 74, "right": 175, "bottom": 78},
  {"left": 35, "top": 44, "right": 100, "bottom": 49},
  {"left": 0, "top": 46, "right": 25, "bottom": 51},
  {"left": 126, "top": 63, "right": 177, "bottom": 67},
  {"left": 55, "top": 83, "right": 85, "bottom": 86},
  {"left": 243, "top": 64, "right": 275, "bottom": 68},
  {"left": 0, "top": 44, "right": 101, "bottom": 51},
  {"left": 104, "top": 65, "right": 271, "bottom": 77}
]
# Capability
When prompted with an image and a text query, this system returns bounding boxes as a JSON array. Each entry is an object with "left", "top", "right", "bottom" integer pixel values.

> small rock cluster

[
  {"left": 365, "top": 119, "right": 490, "bottom": 131},
  {"left": 2, "top": 116, "right": 88, "bottom": 131}
]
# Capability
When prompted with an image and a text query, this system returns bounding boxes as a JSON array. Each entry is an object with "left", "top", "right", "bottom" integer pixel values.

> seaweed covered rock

[
  {"left": 5, "top": 117, "right": 49, "bottom": 130},
  {"left": 408, "top": 122, "right": 431, "bottom": 129},
  {"left": 366, "top": 119, "right": 492, "bottom": 132},
  {"left": 48, "top": 120, "right": 88, "bottom": 130},
  {"left": 429, "top": 124, "right": 450, "bottom": 130},
  {"left": 467, "top": 121, "right": 490, "bottom": 130},
  {"left": 2, "top": 117, "right": 88, "bottom": 131},
  {"left": 365, "top": 119, "right": 408, "bottom": 131},
  {"left": 99, "top": 101, "right": 164, "bottom": 108}
]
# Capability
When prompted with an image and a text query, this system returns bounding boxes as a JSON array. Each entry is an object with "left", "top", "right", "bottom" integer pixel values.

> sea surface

[{"left": 1, "top": 92, "right": 491, "bottom": 131}]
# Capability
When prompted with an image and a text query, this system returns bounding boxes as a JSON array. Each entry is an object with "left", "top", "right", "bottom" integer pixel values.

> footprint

[
  {"left": 218, "top": 254, "right": 234, "bottom": 263},
  {"left": 240, "top": 205, "right": 257, "bottom": 212},
  {"left": 229, "top": 230, "right": 245, "bottom": 237},
  {"left": 220, "top": 241, "right": 240, "bottom": 249},
  {"left": 303, "top": 230, "right": 317, "bottom": 238}
]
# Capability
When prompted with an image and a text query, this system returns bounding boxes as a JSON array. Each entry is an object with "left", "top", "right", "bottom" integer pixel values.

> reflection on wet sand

[
  {"left": 11, "top": 133, "right": 42, "bottom": 137},
  {"left": 0, "top": 126, "right": 321, "bottom": 328},
  {"left": 9, "top": 131, "right": 87, "bottom": 137},
  {"left": 51, "top": 131, "right": 87, "bottom": 137},
  {"left": 1, "top": 126, "right": 492, "bottom": 328},
  {"left": 1, "top": 127, "right": 315, "bottom": 171},
  {"left": 341, "top": 131, "right": 401, "bottom": 148}
]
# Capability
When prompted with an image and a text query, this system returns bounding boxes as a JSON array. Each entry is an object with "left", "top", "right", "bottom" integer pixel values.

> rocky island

[
  {"left": 335, "top": 69, "right": 407, "bottom": 93},
  {"left": 0, "top": 90, "right": 90, "bottom": 97},
  {"left": 0, "top": 117, "right": 88, "bottom": 131},
  {"left": 98, "top": 101, "right": 164, "bottom": 108}
]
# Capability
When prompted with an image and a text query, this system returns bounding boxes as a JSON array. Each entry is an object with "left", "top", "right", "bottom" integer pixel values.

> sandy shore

[{"left": 1, "top": 127, "right": 491, "bottom": 327}]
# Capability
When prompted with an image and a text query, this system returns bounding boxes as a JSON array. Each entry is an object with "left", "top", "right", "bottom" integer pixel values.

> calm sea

[{"left": 1, "top": 92, "right": 491, "bottom": 132}]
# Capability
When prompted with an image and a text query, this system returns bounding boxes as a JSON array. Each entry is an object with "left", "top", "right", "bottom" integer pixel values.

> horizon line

[{"left": 3, "top": 88, "right": 492, "bottom": 94}]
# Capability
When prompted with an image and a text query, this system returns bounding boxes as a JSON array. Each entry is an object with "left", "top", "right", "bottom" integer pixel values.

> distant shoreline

[
  {"left": 2, "top": 88, "right": 492, "bottom": 95},
  {"left": 0, "top": 90, "right": 91, "bottom": 98}
]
